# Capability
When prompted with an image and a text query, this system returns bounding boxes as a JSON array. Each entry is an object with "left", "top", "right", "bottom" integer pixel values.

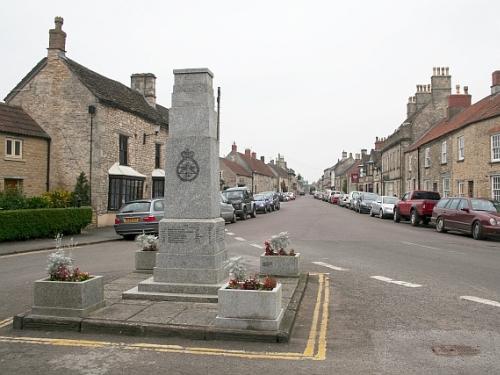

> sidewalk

[{"left": 0, "top": 226, "right": 122, "bottom": 256}]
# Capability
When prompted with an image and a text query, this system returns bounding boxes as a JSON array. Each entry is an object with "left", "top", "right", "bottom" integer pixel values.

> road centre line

[
  {"left": 234, "top": 237, "right": 246, "bottom": 242},
  {"left": 226, "top": 232, "right": 235, "bottom": 236},
  {"left": 460, "top": 296, "right": 500, "bottom": 308},
  {"left": 0, "top": 274, "right": 330, "bottom": 361},
  {"left": 401, "top": 241, "right": 442, "bottom": 251},
  {"left": 250, "top": 244, "right": 263, "bottom": 249},
  {"left": 371, "top": 276, "right": 422, "bottom": 288},
  {"left": 312, "top": 261, "right": 349, "bottom": 271}
]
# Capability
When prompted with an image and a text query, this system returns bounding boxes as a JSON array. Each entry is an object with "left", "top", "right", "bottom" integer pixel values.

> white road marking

[
  {"left": 312, "top": 261, "right": 349, "bottom": 271},
  {"left": 226, "top": 232, "right": 235, "bottom": 236},
  {"left": 401, "top": 241, "right": 441, "bottom": 251},
  {"left": 371, "top": 276, "right": 422, "bottom": 288},
  {"left": 224, "top": 229, "right": 228, "bottom": 232},
  {"left": 0, "top": 318, "right": 12, "bottom": 328},
  {"left": 234, "top": 237, "right": 246, "bottom": 242},
  {"left": 460, "top": 296, "right": 500, "bottom": 308},
  {"left": 250, "top": 244, "right": 263, "bottom": 249}
]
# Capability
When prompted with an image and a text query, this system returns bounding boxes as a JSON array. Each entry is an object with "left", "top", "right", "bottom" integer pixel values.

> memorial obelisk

[{"left": 128, "top": 68, "right": 227, "bottom": 302}]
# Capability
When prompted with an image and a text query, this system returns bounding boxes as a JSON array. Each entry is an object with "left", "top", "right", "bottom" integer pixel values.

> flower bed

[{"left": 260, "top": 233, "right": 300, "bottom": 276}]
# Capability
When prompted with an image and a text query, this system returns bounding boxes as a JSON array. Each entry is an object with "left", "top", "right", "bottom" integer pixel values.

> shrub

[
  {"left": 0, "top": 207, "right": 92, "bottom": 242},
  {"left": 73, "top": 172, "right": 90, "bottom": 206},
  {"left": 0, "top": 189, "right": 26, "bottom": 210},
  {"left": 42, "top": 190, "right": 74, "bottom": 208}
]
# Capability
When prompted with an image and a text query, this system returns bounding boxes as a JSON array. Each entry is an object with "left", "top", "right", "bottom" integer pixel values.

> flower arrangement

[
  {"left": 47, "top": 234, "right": 90, "bottom": 282},
  {"left": 227, "top": 259, "right": 277, "bottom": 291},
  {"left": 135, "top": 233, "right": 159, "bottom": 251},
  {"left": 264, "top": 232, "right": 296, "bottom": 256}
]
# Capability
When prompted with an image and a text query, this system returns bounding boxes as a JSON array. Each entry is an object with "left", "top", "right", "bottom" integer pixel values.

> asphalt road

[{"left": 0, "top": 195, "right": 499, "bottom": 374}]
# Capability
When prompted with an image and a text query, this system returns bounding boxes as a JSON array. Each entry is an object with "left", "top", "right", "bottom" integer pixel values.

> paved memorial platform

[{"left": 13, "top": 272, "right": 308, "bottom": 343}]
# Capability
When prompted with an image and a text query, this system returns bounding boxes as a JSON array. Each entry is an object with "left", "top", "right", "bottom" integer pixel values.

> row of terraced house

[
  {"left": 321, "top": 67, "right": 500, "bottom": 201},
  {"left": 0, "top": 18, "right": 302, "bottom": 227}
]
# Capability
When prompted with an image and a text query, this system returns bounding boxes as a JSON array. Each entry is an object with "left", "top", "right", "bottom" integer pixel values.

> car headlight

[{"left": 489, "top": 218, "right": 497, "bottom": 226}]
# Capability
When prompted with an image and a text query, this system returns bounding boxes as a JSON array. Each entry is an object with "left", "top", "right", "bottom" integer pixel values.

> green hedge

[{"left": 0, "top": 207, "right": 92, "bottom": 242}]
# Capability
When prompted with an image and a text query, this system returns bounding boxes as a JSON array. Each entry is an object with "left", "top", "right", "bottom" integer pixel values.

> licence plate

[{"left": 124, "top": 217, "right": 140, "bottom": 223}]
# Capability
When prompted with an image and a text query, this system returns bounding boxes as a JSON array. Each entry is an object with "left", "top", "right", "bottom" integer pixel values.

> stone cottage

[
  {"left": 405, "top": 71, "right": 500, "bottom": 199},
  {"left": 4, "top": 17, "right": 169, "bottom": 226},
  {"left": 219, "top": 157, "right": 252, "bottom": 189},
  {"left": 0, "top": 103, "right": 50, "bottom": 195}
]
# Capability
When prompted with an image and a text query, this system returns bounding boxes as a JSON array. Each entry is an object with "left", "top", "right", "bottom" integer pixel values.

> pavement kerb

[{"left": 13, "top": 273, "right": 310, "bottom": 343}]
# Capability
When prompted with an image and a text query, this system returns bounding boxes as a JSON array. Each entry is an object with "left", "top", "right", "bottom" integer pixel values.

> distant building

[{"left": 219, "top": 157, "right": 252, "bottom": 189}]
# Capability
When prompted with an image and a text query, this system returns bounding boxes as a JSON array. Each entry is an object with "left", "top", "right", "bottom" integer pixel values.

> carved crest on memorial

[{"left": 176, "top": 148, "right": 200, "bottom": 182}]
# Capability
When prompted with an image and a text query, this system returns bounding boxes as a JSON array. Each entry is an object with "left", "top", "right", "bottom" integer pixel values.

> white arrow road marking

[
  {"left": 234, "top": 237, "right": 246, "bottom": 242},
  {"left": 250, "top": 244, "right": 263, "bottom": 249},
  {"left": 226, "top": 232, "right": 235, "bottom": 236},
  {"left": 312, "top": 261, "right": 349, "bottom": 271},
  {"left": 460, "top": 296, "right": 500, "bottom": 308},
  {"left": 371, "top": 276, "right": 422, "bottom": 288}
]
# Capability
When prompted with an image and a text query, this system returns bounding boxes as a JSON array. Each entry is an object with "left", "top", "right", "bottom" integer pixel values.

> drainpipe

[
  {"left": 417, "top": 147, "right": 420, "bottom": 190},
  {"left": 46, "top": 139, "right": 51, "bottom": 192},
  {"left": 88, "top": 105, "right": 96, "bottom": 205}
]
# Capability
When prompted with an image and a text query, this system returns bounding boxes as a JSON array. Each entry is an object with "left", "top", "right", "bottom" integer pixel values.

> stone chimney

[
  {"left": 260, "top": 156, "right": 265, "bottom": 163},
  {"left": 374, "top": 137, "right": 385, "bottom": 151},
  {"left": 245, "top": 148, "right": 251, "bottom": 157},
  {"left": 447, "top": 84, "right": 471, "bottom": 119},
  {"left": 231, "top": 142, "right": 237, "bottom": 152},
  {"left": 341, "top": 151, "right": 348, "bottom": 160},
  {"left": 431, "top": 66, "right": 452, "bottom": 104},
  {"left": 131, "top": 73, "right": 157, "bottom": 107},
  {"left": 349, "top": 152, "right": 353, "bottom": 159},
  {"left": 48, "top": 17, "right": 66, "bottom": 59},
  {"left": 251, "top": 152, "right": 257, "bottom": 159},
  {"left": 361, "top": 149, "right": 367, "bottom": 156},
  {"left": 355, "top": 153, "right": 361, "bottom": 160},
  {"left": 492, "top": 71, "right": 500, "bottom": 95},
  {"left": 415, "top": 84, "right": 432, "bottom": 110},
  {"left": 407, "top": 96, "right": 417, "bottom": 118},
  {"left": 270, "top": 159, "right": 275, "bottom": 165}
]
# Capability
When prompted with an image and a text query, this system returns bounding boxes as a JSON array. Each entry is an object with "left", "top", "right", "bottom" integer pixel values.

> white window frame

[
  {"left": 424, "top": 148, "right": 431, "bottom": 168},
  {"left": 442, "top": 178, "right": 450, "bottom": 198},
  {"left": 458, "top": 180, "right": 465, "bottom": 197},
  {"left": 5, "top": 138, "right": 23, "bottom": 159},
  {"left": 491, "top": 134, "right": 500, "bottom": 162},
  {"left": 492, "top": 175, "right": 500, "bottom": 201},
  {"left": 441, "top": 141, "right": 447, "bottom": 164},
  {"left": 457, "top": 136, "right": 464, "bottom": 161},
  {"left": 408, "top": 155, "right": 412, "bottom": 172},
  {"left": 424, "top": 180, "right": 431, "bottom": 191}
]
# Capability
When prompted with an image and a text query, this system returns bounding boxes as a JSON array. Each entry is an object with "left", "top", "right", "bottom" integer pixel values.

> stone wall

[
  {"left": 253, "top": 173, "right": 274, "bottom": 193},
  {"left": 0, "top": 134, "right": 49, "bottom": 196}
]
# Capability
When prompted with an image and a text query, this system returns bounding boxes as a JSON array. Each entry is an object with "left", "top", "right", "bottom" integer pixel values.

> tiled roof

[
  {"left": 220, "top": 158, "right": 252, "bottom": 177},
  {"left": 238, "top": 152, "right": 274, "bottom": 177},
  {"left": 268, "top": 163, "right": 289, "bottom": 178},
  {"left": 0, "top": 103, "right": 50, "bottom": 139},
  {"left": 4, "top": 57, "right": 168, "bottom": 127},
  {"left": 407, "top": 92, "right": 500, "bottom": 152}
]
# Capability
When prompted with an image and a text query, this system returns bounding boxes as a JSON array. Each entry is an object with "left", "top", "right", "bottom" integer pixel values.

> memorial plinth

[{"left": 124, "top": 68, "right": 228, "bottom": 302}]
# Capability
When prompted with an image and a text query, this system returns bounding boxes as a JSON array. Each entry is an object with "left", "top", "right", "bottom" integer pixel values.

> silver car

[
  {"left": 114, "top": 198, "right": 165, "bottom": 240},
  {"left": 220, "top": 194, "right": 236, "bottom": 223},
  {"left": 370, "top": 195, "right": 399, "bottom": 219}
]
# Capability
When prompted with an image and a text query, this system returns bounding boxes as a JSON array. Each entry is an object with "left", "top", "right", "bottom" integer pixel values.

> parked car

[
  {"left": 222, "top": 187, "right": 256, "bottom": 220},
  {"left": 338, "top": 193, "right": 349, "bottom": 207},
  {"left": 253, "top": 193, "right": 272, "bottom": 213},
  {"left": 114, "top": 198, "right": 165, "bottom": 240},
  {"left": 330, "top": 191, "right": 342, "bottom": 204},
  {"left": 220, "top": 194, "right": 236, "bottom": 223},
  {"left": 370, "top": 195, "right": 398, "bottom": 219},
  {"left": 348, "top": 191, "right": 361, "bottom": 210},
  {"left": 357, "top": 192, "right": 379, "bottom": 213},
  {"left": 393, "top": 190, "right": 441, "bottom": 226},
  {"left": 432, "top": 197, "right": 500, "bottom": 240},
  {"left": 262, "top": 191, "right": 280, "bottom": 211}
]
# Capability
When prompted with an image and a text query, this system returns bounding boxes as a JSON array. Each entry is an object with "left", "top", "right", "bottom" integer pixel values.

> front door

[{"left": 468, "top": 181, "right": 474, "bottom": 197}]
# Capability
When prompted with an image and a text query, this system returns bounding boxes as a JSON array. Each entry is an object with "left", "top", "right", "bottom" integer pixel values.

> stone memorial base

[{"left": 124, "top": 218, "right": 228, "bottom": 302}]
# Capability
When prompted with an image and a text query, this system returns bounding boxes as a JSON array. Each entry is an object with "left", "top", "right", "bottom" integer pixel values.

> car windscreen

[
  {"left": 383, "top": 197, "right": 398, "bottom": 204},
  {"left": 120, "top": 202, "right": 150, "bottom": 213},
  {"left": 471, "top": 199, "right": 499, "bottom": 212},
  {"left": 363, "top": 193, "right": 378, "bottom": 200},
  {"left": 254, "top": 194, "right": 266, "bottom": 201},
  {"left": 223, "top": 191, "right": 244, "bottom": 199},
  {"left": 413, "top": 192, "right": 441, "bottom": 200}
]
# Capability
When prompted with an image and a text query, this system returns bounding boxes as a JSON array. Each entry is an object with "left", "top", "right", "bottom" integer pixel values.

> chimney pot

[
  {"left": 492, "top": 71, "right": 500, "bottom": 94},
  {"left": 456, "top": 84, "right": 460, "bottom": 94},
  {"left": 245, "top": 148, "right": 251, "bottom": 157},
  {"left": 251, "top": 152, "right": 257, "bottom": 159},
  {"left": 260, "top": 156, "right": 265, "bottom": 162},
  {"left": 464, "top": 86, "right": 469, "bottom": 95},
  {"left": 231, "top": 142, "right": 237, "bottom": 152},
  {"left": 349, "top": 153, "right": 352, "bottom": 159},
  {"left": 48, "top": 16, "right": 67, "bottom": 56}
]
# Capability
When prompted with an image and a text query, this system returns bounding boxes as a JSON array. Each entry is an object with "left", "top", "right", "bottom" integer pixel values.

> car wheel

[
  {"left": 369, "top": 209, "right": 374, "bottom": 217},
  {"left": 393, "top": 208, "right": 401, "bottom": 223},
  {"left": 250, "top": 206, "right": 257, "bottom": 218},
  {"left": 379, "top": 209, "right": 384, "bottom": 219},
  {"left": 240, "top": 207, "right": 247, "bottom": 220},
  {"left": 472, "top": 221, "right": 485, "bottom": 240},
  {"left": 410, "top": 209, "right": 420, "bottom": 227},
  {"left": 263, "top": 207, "right": 267, "bottom": 214},
  {"left": 436, "top": 217, "right": 446, "bottom": 233},
  {"left": 231, "top": 213, "right": 237, "bottom": 223},
  {"left": 123, "top": 234, "right": 136, "bottom": 241}
]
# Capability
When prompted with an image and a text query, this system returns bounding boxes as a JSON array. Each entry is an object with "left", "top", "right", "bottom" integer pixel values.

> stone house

[
  {"left": 405, "top": 71, "right": 500, "bottom": 200},
  {"left": 380, "top": 67, "right": 452, "bottom": 197},
  {"left": 333, "top": 152, "right": 356, "bottom": 193},
  {"left": 267, "top": 160, "right": 289, "bottom": 192},
  {"left": 225, "top": 143, "right": 275, "bottom": 193},
  {"left": 4, "top": 18, "right": 169, "bottom": 226},
  {"left": 219, "top": 157, "right": 252, "bottom": 189},
  {"left": 0, "top": 103, "right": 50, "bottom": 196}
]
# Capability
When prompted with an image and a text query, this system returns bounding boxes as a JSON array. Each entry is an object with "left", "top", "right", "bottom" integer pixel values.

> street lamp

[{"left": 143, "top": 125, "right": 161, "bottom": 144}]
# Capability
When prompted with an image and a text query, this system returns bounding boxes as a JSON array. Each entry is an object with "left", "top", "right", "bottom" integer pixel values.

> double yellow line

[{"left": 0, "top": 274, "right": 330, "bottom": 361}]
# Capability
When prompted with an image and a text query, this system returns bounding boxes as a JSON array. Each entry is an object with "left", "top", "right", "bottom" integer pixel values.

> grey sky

[{"left": 1, "top": 0, "right": 499, "bottom": 182}]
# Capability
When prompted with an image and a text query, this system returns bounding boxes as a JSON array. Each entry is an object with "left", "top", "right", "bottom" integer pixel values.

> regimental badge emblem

[{"left": 176, "top": 148, "right": 200, "bottom": 182}]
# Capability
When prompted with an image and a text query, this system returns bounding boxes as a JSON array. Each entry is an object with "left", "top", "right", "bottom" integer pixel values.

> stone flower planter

[
  {"left": 215, "top": 282, "right": 283, "bottom": 331},
  {"left": 135, "top": 250, "right": 157, "bottom": 273},
  {"left": 260, "top": 252, "right": 300, "bottom": 277},
  {"left": 32, "top": 275, "right": 105, "bottom": 317}
]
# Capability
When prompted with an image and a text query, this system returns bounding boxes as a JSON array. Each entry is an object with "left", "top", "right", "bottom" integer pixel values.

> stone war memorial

[{"left": 124, "top": 68, "right": 228, "bottom": 302}]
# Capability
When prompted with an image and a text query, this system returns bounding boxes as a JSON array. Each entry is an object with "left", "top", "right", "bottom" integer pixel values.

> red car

[{"left": 431, "top": 197, "right": 500, "bottom": 240}]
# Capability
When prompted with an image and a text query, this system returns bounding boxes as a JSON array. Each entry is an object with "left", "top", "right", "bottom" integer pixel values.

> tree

[{"left": 73, "top": 172, "right": 90, "bottom": 206}]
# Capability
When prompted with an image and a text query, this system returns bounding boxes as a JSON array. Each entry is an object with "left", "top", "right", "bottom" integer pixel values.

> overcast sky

[{"left": 1, "top": 0, "right": 499, "bottom": 182}]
